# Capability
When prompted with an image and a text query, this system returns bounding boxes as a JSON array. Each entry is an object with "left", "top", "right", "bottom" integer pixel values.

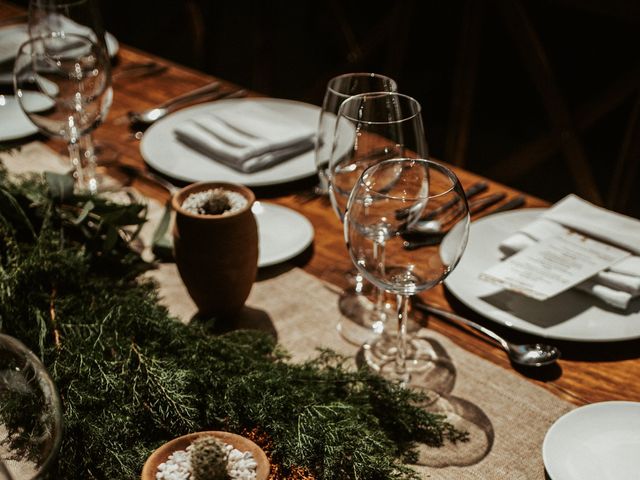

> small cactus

[
  {"left": 203, "top": 193, "right": 231, "bottom": 215},
  {"left": 190, "top": 436, "right": 229, "bottom": 480}
]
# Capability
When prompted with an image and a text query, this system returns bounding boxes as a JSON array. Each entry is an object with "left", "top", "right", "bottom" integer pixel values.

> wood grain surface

[{"left": 2, "top": 1, "right": 639, "bottom": 408}]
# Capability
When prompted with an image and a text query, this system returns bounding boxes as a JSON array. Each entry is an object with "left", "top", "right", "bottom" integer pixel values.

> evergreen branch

[{"left": 0, "top": 168, "right": 467, "bottom": 479}]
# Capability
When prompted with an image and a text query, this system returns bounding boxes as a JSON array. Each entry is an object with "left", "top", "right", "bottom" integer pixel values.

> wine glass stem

[
  {"left": 67, "top": 141, "right": 86, "bottom": 191},
  {"left": 373, "top": 240, "right": 389, "bottom": 333},
  {"left": 68, "top": 135, "right": 99, "bottom": 195},
  {"left": 79, "top": 134, "right": 99, "bottom": 195},
  {"left": 395, "top": 294, "right": 410, "bottom": 382}
]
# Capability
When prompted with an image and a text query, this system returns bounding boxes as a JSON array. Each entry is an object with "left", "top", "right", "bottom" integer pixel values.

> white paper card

[{"left": 479, "top": 233, "right": 631, "bottom": 301}]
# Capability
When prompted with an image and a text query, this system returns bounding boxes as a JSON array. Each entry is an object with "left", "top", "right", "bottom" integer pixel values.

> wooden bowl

[{"left": 141, "top": 431, "right": 270, "bottom": 480}]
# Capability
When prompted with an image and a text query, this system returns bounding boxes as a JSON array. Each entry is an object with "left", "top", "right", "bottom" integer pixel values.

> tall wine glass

[
  {"left": 315, "top": 73, "right": 397, "bottom": 192},
  {"left": 13, "top": 33, "right": 112, "bottom": 192},
  {"left": 328, "top": 92, "right": 427, "bottom": 348},
  {"left": 28, "top": 0, "right": 113, "bottom": 193},
  {"left": 344, "top": 158, "right": 469, "bottom": 389}
]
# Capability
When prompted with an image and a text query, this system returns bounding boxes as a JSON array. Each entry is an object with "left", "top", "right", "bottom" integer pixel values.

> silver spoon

[{"left": 414, "top": 302, "right": 561, "bottom": 367}]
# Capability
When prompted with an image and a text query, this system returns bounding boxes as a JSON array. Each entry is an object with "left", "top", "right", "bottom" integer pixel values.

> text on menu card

[{"left": 479, "top": 232, "right": 630, "bottom": 301}]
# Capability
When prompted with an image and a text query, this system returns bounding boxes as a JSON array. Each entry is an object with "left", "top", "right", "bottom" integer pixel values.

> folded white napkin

[
  {"left": 499, "top": 195, "right": 640, "bottom": 309},
  {"left": 174, "top": 102, "right": 315, "bottom": 173}
]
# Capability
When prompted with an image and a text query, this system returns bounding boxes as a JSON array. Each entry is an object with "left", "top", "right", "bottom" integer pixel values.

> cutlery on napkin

[
  {"left": 174, "top": 102, "right": 315, "bottom": 173},
  {"left": 498, "top": 194, "right": 640, "bottom": 309}
]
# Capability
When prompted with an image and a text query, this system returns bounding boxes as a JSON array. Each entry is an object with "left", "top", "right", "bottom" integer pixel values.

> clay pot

[
  {"left": 141, "top": 431, "right": 270, "bottom": 480},
  {"left": 172, "top": 182, "right": 258, "bottom": 317}
]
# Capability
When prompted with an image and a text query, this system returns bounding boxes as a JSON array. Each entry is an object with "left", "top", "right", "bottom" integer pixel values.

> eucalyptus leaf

[
  {"left": 72, "top": 200, "right": 95, "bottom": 225},
  {"left": 45, "top": 171, "right": 75, "bottom": 202}
]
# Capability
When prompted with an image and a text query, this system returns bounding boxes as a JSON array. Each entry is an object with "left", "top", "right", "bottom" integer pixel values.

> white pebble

[
  {"left": 155, "top": 439, "right": 258, "bottom": 480},
  {"left": 181, "top": 189, "right": 248, "bottom": 215}
]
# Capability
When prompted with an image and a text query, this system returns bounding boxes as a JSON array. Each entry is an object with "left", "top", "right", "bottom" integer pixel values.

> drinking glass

[
  {"left": 315, "top": 73, "right": 397, "bottom": 193},
  {"left": 28, "top": 0, "right": 113, "bottom": 193},
  {"left": 344, "top": 158, "right": 469, "bottom": 389},
  {"left": 328, "top": 92, "right": 427, "bottom": 348},
  {"left": 13, "top": 33, "right": 113, "bottom": 192},
  {"left": 0, "top": 334, "right": 63, "bottom": 479}
]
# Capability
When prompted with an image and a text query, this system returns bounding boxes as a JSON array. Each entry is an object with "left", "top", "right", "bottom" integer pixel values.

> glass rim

[
  {"left": 337, "top": 92, "right": 422, "bottom": 125},
  {"left": 360, "top": 157, "right": 461, "bottom": 201},
  {"left": 31, "top": 0, "right": 89, "bottom": 7},
  {"left": 327, "top": 72, "right": 397, "bottom": 98},
  {"left": 16, "top": 31, "right": 96, "bottom": 54}
]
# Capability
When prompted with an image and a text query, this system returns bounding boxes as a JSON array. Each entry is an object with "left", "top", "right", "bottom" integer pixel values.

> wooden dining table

[{"left": 1, "top": 0, "right": 639, "bottom": 420}]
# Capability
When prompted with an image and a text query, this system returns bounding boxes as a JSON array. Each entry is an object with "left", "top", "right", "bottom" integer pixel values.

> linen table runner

[{"left": 0, "top": 142, "right": 574, "bottom": 480}]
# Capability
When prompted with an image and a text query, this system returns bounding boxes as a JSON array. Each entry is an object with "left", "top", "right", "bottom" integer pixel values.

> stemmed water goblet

[
  {"left": 344, "top": 158, "right": 469, "bottom": 390},
  {"left": 315, "top": 73, "right": 397, "bottom": 192},
  {"left": 327, "top": 91, "right": 428, "bottom": 349},
  {"left": 13, "top": 33, "right": 112, "bottom": 193},
  {"left": 315, "top": 73, "right": 399, "bottom": 345},
  {"left": 28, "top": 0, "right": 113, "bottom": 193}
]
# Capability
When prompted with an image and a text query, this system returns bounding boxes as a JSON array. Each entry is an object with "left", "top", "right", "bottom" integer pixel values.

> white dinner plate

[
  {"left": 0, "top": 93, "right": 55, "bottom": 142},
  {"left": 444, "top": 209, "right": 640, "bottom": 342},
  {"left": 0, "top": 23, "right": 118, "bottom": 67},
  {"left": 252, "top": 201, "right": 314, "bottom": 268},
  {"left": 141, "top": 98, "right": 340, "bottom": 187},
  {"left": 543, "top": 401, "right": 640, "bottom": 480}
]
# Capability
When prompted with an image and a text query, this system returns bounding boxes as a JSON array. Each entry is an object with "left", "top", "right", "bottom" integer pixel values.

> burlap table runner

[{"left": 1, "top": 142, "right": 574, "bottom": 479}]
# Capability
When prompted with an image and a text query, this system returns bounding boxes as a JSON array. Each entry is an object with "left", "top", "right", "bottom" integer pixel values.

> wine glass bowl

[
  {"left": 315, "top": 73, "right": 397, "bottom": 192},
  {"left": 0, "top": 334, "right": 63, "bottom": 480},
  {"left": 327, "top": 91, "right": 428, "bottom": 347},
  {"left": 28, "top": 0, "right": 109, "bottom": 57},
  {"left": 344, "top": 158, "right": 470, "bottom": 388},
  {"left": 13, "top": 33, "right": 112, "bottom": 191},
  {"left": 328, "top": 92, "right": 427, "bottom": 221}
]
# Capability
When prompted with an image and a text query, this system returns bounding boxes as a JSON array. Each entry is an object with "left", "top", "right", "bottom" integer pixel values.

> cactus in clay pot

[{"left": 190, "top": 436, "right": 229, "bottom": 480}]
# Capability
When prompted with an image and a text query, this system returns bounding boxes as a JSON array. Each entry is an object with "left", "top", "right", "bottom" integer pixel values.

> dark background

[{"left": 17, "top": 0, "right": 640, "bottom": 215}]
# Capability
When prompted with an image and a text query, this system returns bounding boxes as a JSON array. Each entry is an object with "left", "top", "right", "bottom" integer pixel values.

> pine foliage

[{"left": 0, "top": 169, "right": 466, "bottom": 479}]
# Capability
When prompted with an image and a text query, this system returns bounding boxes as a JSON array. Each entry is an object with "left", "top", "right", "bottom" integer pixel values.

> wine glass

[
  {"left": 13, "top": 33, "right": 113, "bottom": 193},
  {"left": 315, "top": 73, "right": 397, "bottom": 193},
  {"left": 0, "top": 334, "right": 63, "bottom": 479},
  {"left": 328, "top": 92, "right": 427, "bottom": 348},
  {"left": 28, "top": 0, "right": 114, "bottom": 193},
  {"left": 344, "top": 158, "right": 469, "bottom": 390}
]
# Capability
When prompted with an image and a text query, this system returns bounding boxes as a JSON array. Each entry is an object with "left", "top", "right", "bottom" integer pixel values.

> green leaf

[
  {"left": 72, "top": 200, "right": 95, "bottom": 225},
  {"left": 151, "top": 201, "right": 173, "bottom": 261},
  {"left": 45, "top": 171, "right": 75, "bottom": 202},
  {"left": 0, "top": 187, "right": 35, "bottom": 239}
]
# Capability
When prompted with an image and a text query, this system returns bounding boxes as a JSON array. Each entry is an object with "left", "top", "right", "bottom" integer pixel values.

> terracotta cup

[{"left": 172, "top": 182, "right": 258, "bottom": 317}]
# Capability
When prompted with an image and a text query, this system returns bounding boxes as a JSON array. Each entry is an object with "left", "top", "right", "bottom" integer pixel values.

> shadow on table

[
  {"left": 355, "top": 337, "right": 494, "bottom": 468},
  {"left": 444, "top": 289, "right": 640, "bottom": 364},
  {"left": 479, "top": 289, "right": 590, "bottom": 329},
  {"left": 414, "top": 394, "right": 494, "bottom": 468},
  {"left": 191, "top": 305, "right": 278, "bottom": 342}
]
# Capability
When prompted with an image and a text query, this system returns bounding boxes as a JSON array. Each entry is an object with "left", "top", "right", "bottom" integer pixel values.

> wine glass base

[
  {"left": 336, "top": 282, "right": 421, "bottom": 346},
  {"left": 337, "top": 289, "right": 390, "bottom": 345},
  {"left": 361, "top": 334, "right": 457, "bottom": 395}
]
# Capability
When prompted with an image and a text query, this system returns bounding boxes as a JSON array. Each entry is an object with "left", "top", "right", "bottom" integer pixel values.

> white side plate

[
  {"left": 253, "top": 202, "right": 314, "bottom": 268},
  {"left": 0, "top": 93, "right": 55, "bottom": 142},
  {"left": 543, "top": 401, "right": 640, "bottom": 480}
]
